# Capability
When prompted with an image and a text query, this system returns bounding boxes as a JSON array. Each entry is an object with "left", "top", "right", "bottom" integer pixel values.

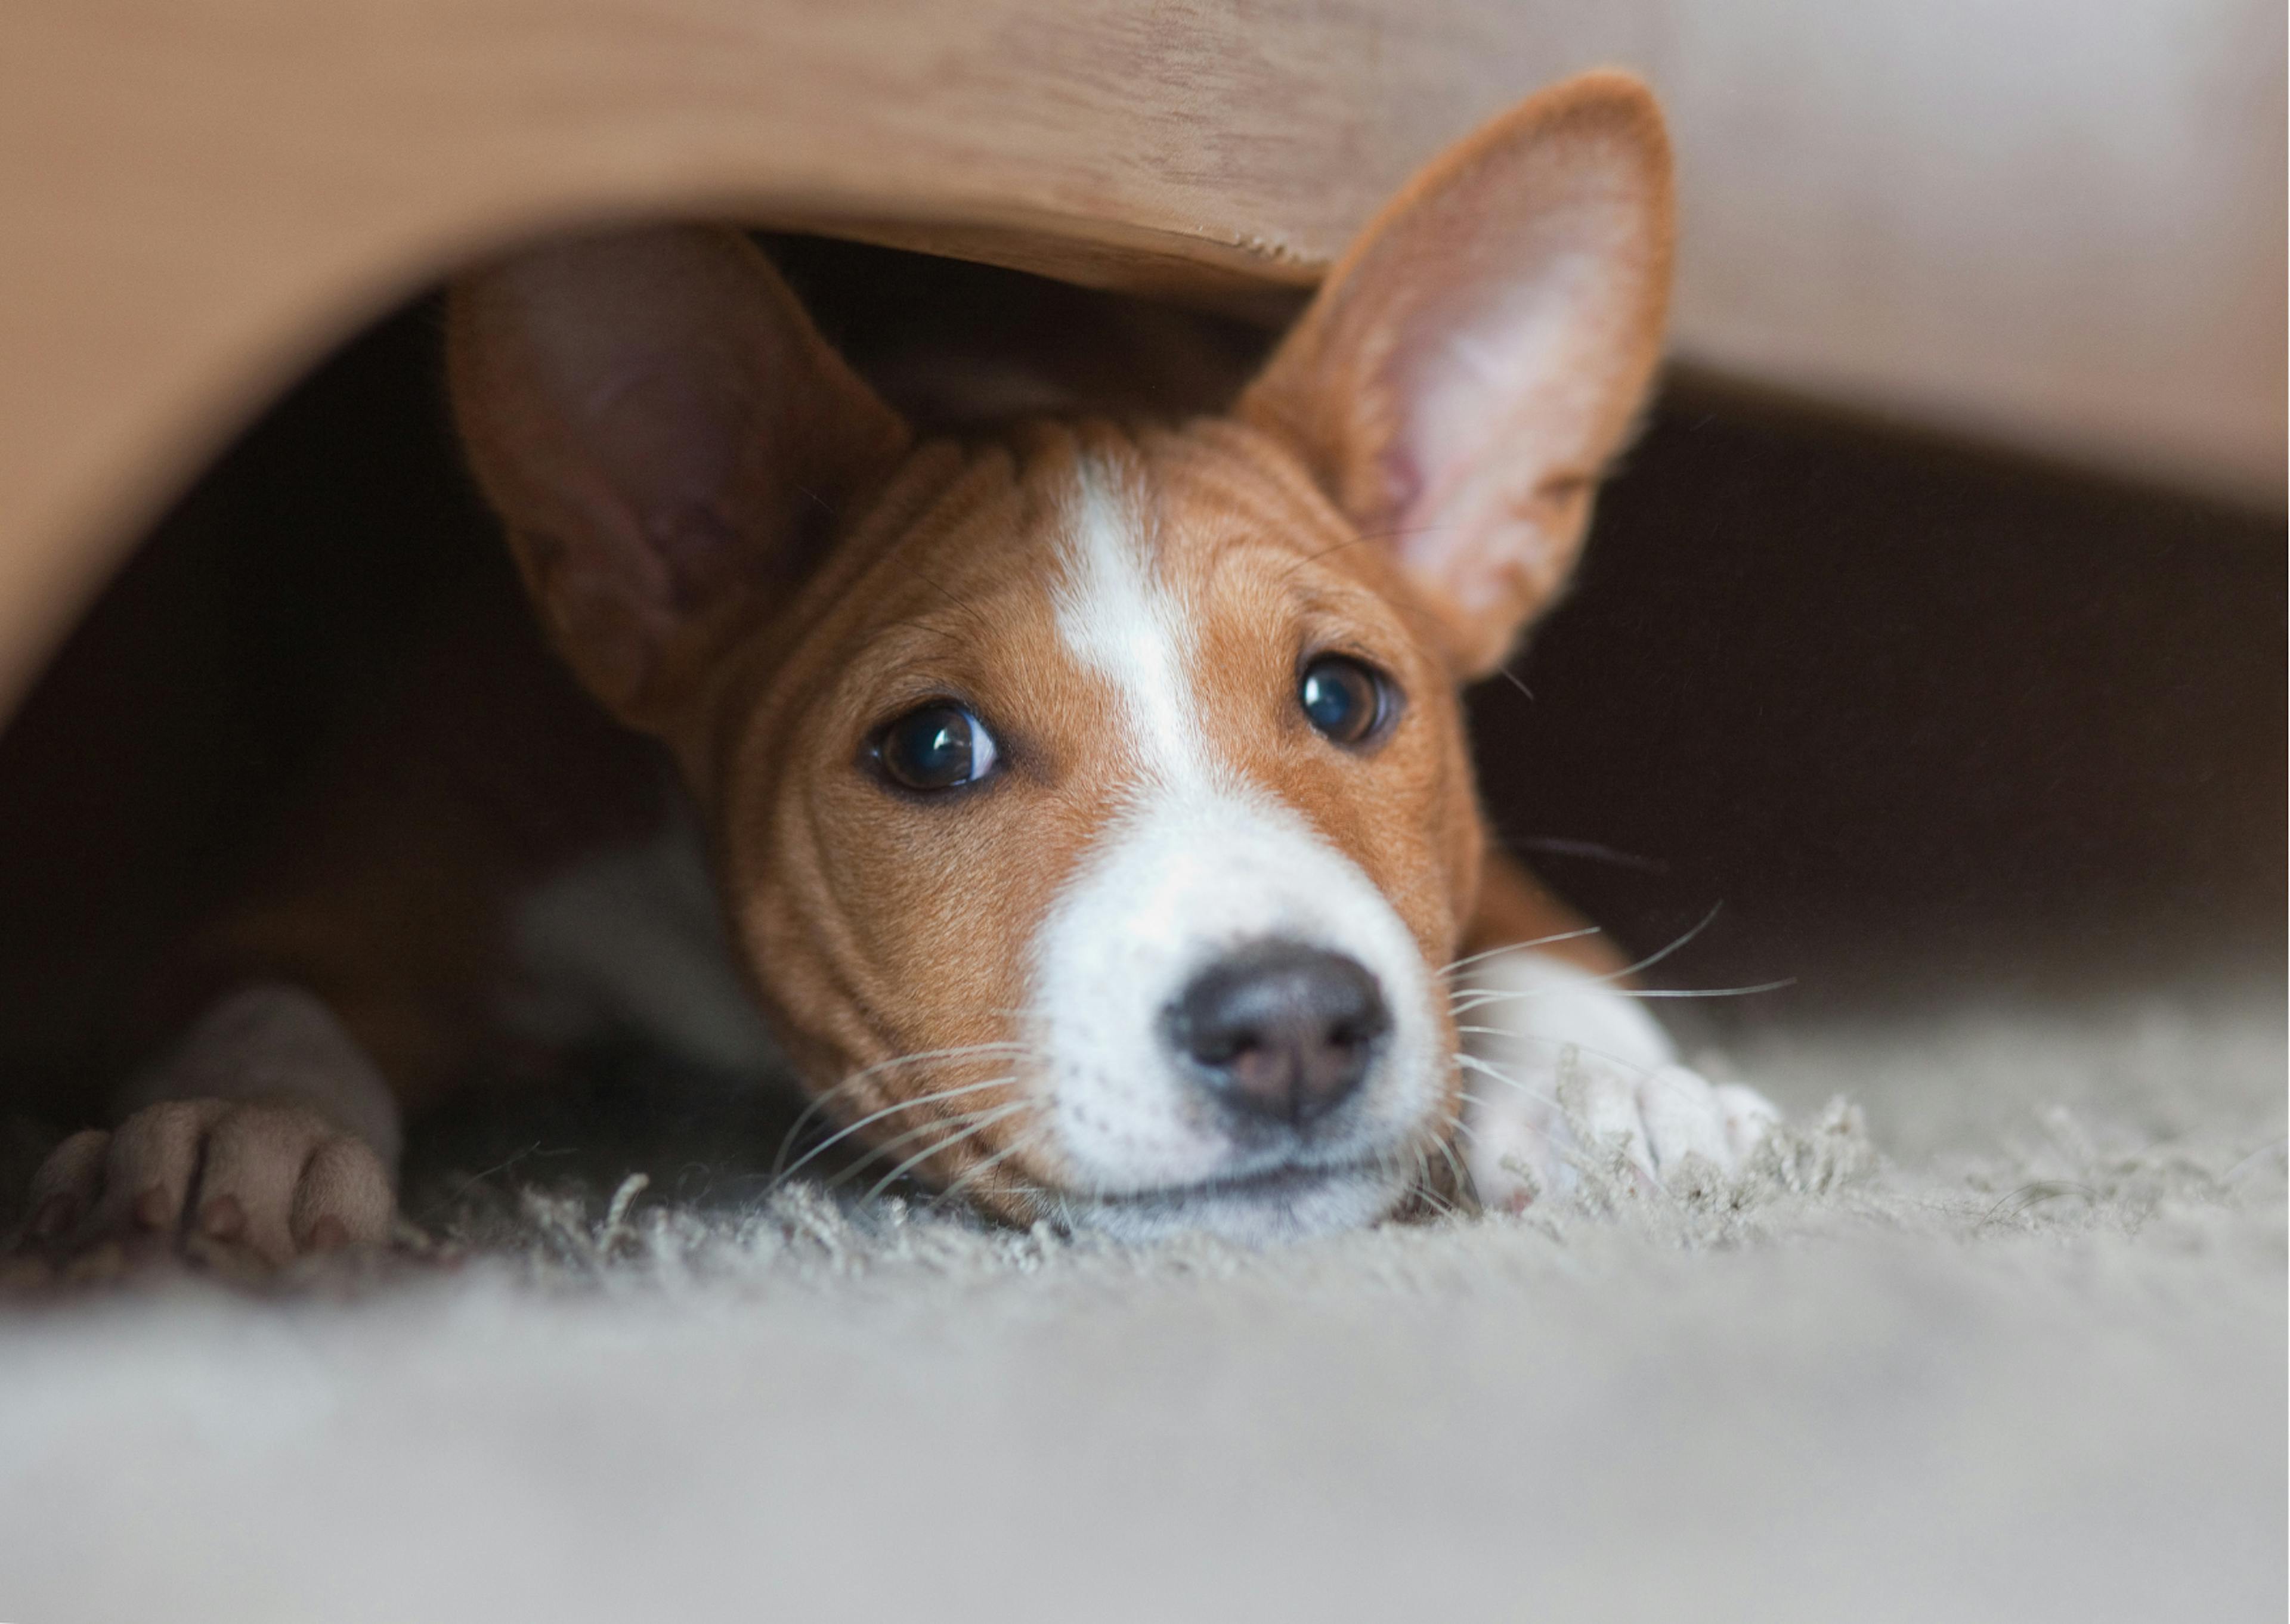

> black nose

[{"left": 1166, "top": 942, "right": 1391, "bottom": 1127}]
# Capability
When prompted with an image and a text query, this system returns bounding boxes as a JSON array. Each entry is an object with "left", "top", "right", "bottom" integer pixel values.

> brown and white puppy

[{"left": 18, "top": 71, "right": 1774, "bottom": 1261}]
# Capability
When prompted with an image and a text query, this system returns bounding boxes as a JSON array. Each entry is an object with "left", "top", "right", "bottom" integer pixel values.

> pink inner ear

[
  {"left": 1377, "top": 446, "right": 1425, "bottom": 537},
  {"left": 586, "top": 359, "right": 756, "bottom": 614},
  {"left": 1381, "top": 273, "right": 1609, "bottom": 605},
  {"left": 643, "top": 505, "right": 744, "bottom": 615}
]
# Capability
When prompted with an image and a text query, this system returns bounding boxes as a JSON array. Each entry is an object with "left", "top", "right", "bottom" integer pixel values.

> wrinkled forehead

[
  {"left": 1042, "top": 419, "right": 1396, "bottom": 611},
  {"left": 867, "top": 420, "right": 1411, "bottom": 699}
]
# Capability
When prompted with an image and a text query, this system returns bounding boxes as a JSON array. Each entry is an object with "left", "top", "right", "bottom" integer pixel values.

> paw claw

[
  {"left": 132, "top": 1185, "right": 177, "bottom": 1232},
  {"left": 197, "top": 1194, "right": 247, "bottom": 1241},
  {"left": 1638, "top": 1064, "right": 1731, "bottom": 1171},
  {"left": 1715, "top": 1083, "right": 1782, "bottom": 1160}
]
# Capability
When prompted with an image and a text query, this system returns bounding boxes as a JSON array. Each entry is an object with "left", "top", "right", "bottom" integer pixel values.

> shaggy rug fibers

[{"left": 2, "top": 986, "right": 2281, "bottom": 1623}]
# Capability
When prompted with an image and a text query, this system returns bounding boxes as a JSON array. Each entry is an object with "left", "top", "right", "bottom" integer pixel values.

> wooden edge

[{"left": 0, "top": 197, "right": 1327, "bottom": 724}]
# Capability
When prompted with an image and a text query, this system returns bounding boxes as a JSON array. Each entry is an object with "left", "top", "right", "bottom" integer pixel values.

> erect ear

[
  {"left": 1239, "top": 71, "right": 1673, "bottom": 677},
  {"left": 448, "top": 227, "right": 909, "bottom": 729}
]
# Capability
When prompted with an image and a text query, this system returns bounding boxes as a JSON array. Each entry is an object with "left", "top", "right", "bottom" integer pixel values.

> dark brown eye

[
  {"left": 1299, "top": 655, "right": 1393, "bottom": 746},
  {"left": 874, "top": 703, "right": 999, "bottom": 792}
]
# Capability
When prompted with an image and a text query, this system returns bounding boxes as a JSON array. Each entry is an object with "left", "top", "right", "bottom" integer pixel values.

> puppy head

[{"left": 449, "top": 71, "right": 1672, "bottom": 1240}]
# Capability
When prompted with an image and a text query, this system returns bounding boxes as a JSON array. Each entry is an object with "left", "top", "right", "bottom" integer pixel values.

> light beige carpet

[{"left": 2, "top": 985, "right": 2282, "bottom": 1623}]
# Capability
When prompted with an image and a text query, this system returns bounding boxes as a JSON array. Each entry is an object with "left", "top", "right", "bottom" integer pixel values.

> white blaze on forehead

[
  {"left": 1051, "top": 464, "right": 1216, "bottom": 788},
  {"left": 1028, "top": 458, "right": 1444, "bottom": 1237}
]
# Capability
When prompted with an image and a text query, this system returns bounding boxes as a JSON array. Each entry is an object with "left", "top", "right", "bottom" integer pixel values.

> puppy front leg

[
  {"left": 23, "top": 982, "right": 397, "bottom": 1265},
  {"left": 1454, "top": 853, "right": 1777, "bottom": 1211}
]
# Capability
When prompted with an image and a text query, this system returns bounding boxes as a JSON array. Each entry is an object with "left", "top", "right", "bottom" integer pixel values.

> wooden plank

[{"left": 1, "top": 0, "right": 2279, "bottom": 718}]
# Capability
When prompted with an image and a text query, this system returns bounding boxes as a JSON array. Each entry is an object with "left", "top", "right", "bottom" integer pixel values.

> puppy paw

[
  {"left": 1630, "top": 1064, "right": 1783, "bottom": 1178},
  {"left": 1462, "top": 1052, "right": 1778, "bottom": 1213},
  {"left": 1451, "top": 947, "right": 1781, "bottom": 1212},
  {"left": 18, "top": 1099, "right": 392, "bottom": 1271}
]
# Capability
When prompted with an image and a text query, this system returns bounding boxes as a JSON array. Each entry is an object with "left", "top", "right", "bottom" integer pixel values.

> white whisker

[
  {"left": 863, "top": 1100, "right": 1034, "bottom": 1202},
  {"left": 1456, "top": 1052, "right": 1562, "bottom": 1108},
  {"left": 932, "top": 1127, "right": 1053, "bottom": 1212},
  {"left": 1435, "top": 926, "right": 1605, "bottom": 981},
  {"left": 774, "top": 1075, "right": 1020, "bottom": 1185},
  {"left": 825, "top": 1087, "right": 1022, "bottom": 1185},
  {"left": 1450, "top": 977, "right": 1790, "bottom": 1017},
  {"left": 1596, "top": 981, "right": 1795, "bottom": 1000},
  {"left": 1404, "top": 1142, "right": 1460, "bottom": 1219},
  {"left": 1428, "top": 1130, "right": 1478, "bottom": 1213},
  {"left": 1449, "top": 904, "right": 1725, "bottom": 1013},
  {"left": 773, "top": 1042, "right": 1035, "bottom": 1173}
]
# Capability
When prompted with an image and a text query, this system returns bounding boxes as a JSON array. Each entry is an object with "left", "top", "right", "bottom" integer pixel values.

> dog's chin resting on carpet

[{"left": 13, "top": 70, "right": 1782, "bottom": 1272}]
